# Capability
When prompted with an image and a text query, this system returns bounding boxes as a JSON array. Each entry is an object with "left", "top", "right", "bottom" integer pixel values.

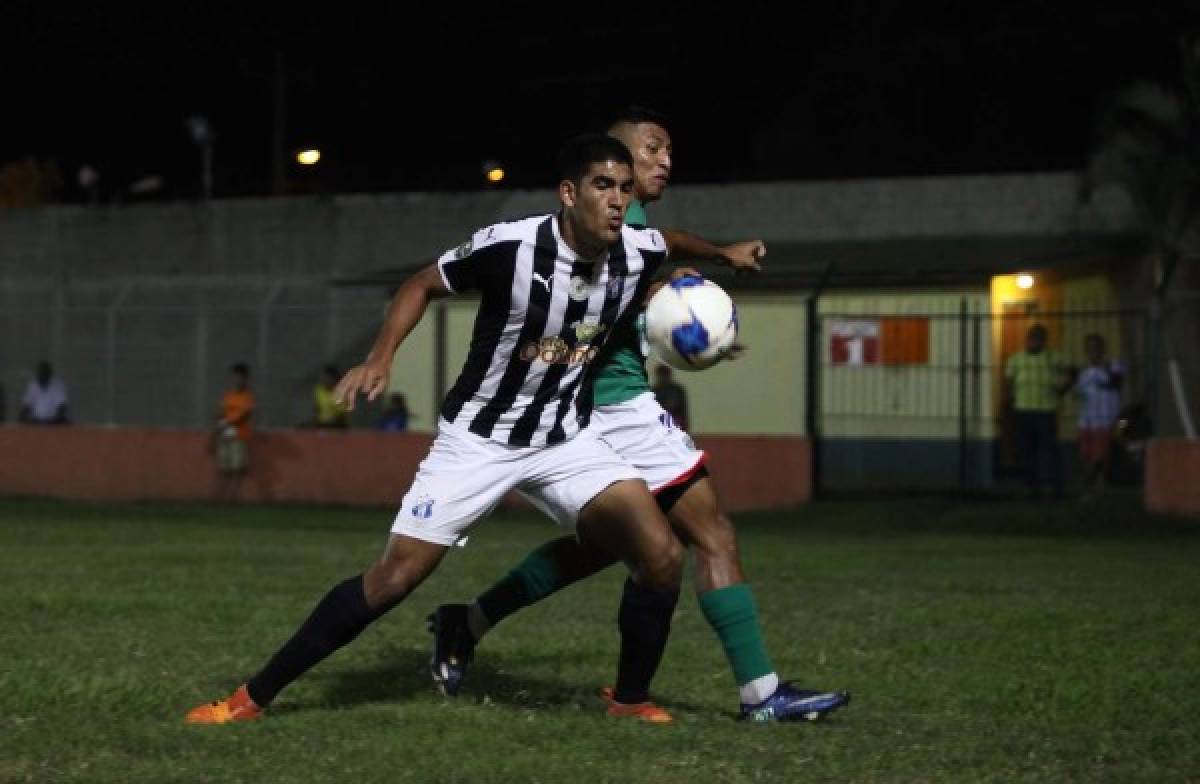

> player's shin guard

[
  {"left": 474, "top": 535, "right": 608, "bottom": 632},
  {"left": 246, "top": 575, "right": 384, "bottom": 707},
  {"left": 612, "top": 577, "right": 679, "bottom": 705},
  {"left": 698, "top": 583, "right": 776, "bottom": 693}
]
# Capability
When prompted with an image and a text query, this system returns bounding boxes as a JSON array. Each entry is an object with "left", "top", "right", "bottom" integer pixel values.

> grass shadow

[{"left": 287, "top": 646, "right": 714, "bottom": 718}]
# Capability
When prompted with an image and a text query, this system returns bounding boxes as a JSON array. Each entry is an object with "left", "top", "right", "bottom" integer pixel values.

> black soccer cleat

[{"left": 426, "top": 604, "right": 476, "bottom": 697}]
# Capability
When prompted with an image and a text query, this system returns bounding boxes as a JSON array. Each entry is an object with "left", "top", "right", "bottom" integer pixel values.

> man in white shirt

[
  {"left": 1074, "top": 334, "right": 1123, "bottom": 488},
  {"left": 19, "top": 361, "right": 69, "bottom": 425}
]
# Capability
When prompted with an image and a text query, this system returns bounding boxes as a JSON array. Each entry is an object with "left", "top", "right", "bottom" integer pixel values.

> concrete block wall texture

[
  {"left": 1145, "top": 439, "right": 1200, "bottom": 518},
  {"left": 0, "top": 427, "right": 811, "bottom": 512},
  {"left": 0, "top": 175, "right": 1136, "bottom": 282}
]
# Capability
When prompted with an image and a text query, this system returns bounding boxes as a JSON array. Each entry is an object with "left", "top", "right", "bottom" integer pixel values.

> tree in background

[{"left": 1081, "top": 30, "right": 1200, "bottom": 438}]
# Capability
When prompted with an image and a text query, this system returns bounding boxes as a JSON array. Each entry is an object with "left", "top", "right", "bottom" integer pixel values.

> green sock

[
  {"left": 698, "top": 583, "right": 775, "bottom": 686},
  {"left": 475, "top": 538, "right": 573, "bottom": 627}
]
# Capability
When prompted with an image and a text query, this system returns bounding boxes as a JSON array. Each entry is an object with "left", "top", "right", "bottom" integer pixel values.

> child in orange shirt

[{"left": 215, "top": 362, "right": 255, "bottom": 500}]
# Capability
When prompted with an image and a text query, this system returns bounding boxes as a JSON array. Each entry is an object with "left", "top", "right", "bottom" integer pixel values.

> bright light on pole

[
  {"left": 185, "top": 116, "right": 214, "bottom": 200},
  {"left": 482, "top": 160, "right": 504, "bottom": 184},
  {"left": 296, "top": 149, "right": 321, "bottom": 166},
  {"left": 1016, "top": 273, "right": 1035, "bottom": 290}
]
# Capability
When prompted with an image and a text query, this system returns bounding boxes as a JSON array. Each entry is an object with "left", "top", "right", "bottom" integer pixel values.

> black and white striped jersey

[{"left": 436, "top": 213, "right": 666, "bottom": 447}]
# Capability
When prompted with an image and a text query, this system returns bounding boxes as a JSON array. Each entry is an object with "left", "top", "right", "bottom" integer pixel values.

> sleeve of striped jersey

[
  {"left": 626, "top": 226, "right": 668, "bottom": 275},
  {"left": 436, "top": 224, "right": 504, "bottom": 293}
]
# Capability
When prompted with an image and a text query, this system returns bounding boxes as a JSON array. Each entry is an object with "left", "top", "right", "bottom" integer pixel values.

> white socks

[{"left": 739, "top": 672, "right": 780, "bottom": 705}]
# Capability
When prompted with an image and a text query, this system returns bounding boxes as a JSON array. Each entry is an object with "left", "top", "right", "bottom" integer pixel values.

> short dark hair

[
  {"left": 607, "top": 105, "right": 670, "bottom": 132},
  {"left": 231, "top": 362, "right": 250, "bottom": 376},
  {"left": 556, "top": 133, "right": 634, "bottom": 185}
]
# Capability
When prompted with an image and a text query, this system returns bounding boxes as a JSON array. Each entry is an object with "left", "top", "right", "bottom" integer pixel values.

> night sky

[{"left": 2, "top": 2, "right": 1193, "bottom": 201}]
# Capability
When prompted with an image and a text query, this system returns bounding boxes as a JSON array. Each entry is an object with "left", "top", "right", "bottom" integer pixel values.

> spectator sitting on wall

[
  {"left": 19, "top": 361, "right": 69, "bottom": 424},
  {"left": 376, "top": 393, "right": 411, "bottom": 432},
  {"left": 1004, "top": 324, "right": 1070, "bottom": 499},
  {"left": 312, "top": 365, "right": 350, "bottom": 428},
  {"left": 651, "top": 364, "right": 690, "bottom": 432},
  {"left": 214, "top": 362, "right": 255, "bottom": 502},
  {"left": 1072, "top": 333, "right": 1125, "bottom": 491}
]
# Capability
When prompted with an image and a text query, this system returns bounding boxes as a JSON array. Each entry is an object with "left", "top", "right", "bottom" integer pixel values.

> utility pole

[{"left": 271, "top": 48, "right": 287, "bottom": 195}]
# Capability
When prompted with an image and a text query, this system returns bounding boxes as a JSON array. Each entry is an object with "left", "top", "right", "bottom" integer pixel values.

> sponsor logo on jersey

[{"left": 519, "top": 336, "right": 601, "bottom": 365}]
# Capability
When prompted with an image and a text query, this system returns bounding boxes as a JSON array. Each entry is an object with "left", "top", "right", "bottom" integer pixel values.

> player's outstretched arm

[
  {"left": 335, "top": 264, "right": 450, "bottom": 410},
  {"left": 660, "top": 229, "right": 765, "bottom": 273}
]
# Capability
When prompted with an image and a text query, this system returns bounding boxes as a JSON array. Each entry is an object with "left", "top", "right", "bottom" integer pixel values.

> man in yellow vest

[{"left": 1004, "top": 324, "right": 1070, "bottom": 498}]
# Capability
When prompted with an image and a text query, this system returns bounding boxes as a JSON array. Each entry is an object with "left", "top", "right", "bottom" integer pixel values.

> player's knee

[
  {"left": 638, "top": 536, "right": 684, "bottom": 592},
  {"left": 366, "top": 547, "right": 433, "bottom": 606},
  {"left": 691, "top": 512, "right": 739, "bottom": 562}
]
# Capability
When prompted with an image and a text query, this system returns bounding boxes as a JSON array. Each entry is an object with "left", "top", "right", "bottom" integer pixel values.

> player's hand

[
  {"left": 334, "top": 361, "right": 390, "bottom": 410},
  {"left": 719, "top": 241, "right": 765, "bottom": 275}
]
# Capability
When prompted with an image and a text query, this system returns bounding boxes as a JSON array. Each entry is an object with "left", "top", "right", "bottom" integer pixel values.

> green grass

[{"left": 1, "top": 494, "right": 1198, "bottom": 783}]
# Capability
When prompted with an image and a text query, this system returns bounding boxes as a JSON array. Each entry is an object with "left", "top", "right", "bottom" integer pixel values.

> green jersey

[{"left": 592, "top": 199, "right": 653, "bottom": 406}]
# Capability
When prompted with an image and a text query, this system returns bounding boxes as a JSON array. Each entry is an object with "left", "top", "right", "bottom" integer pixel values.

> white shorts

[
  {"left": 590, "top": 392, "right": 707, "bottom": 495},
  {"left": 392, "top": 417, "right": 641, "bottom": 546}
]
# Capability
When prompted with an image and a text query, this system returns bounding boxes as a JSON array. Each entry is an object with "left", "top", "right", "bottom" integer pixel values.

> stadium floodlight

[
  {"left": 482, "top": 160, "right": 505, "bottom": 184},
  {"left": 1016, "top": 273, "right": 1035, "bottom": 290},
  {"left": 296, "top": 149, "right": 321, "bottom": 166}
]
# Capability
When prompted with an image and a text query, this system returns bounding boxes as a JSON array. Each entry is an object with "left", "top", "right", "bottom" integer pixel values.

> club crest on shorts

[
  {"left": 453, "top": 240, "right": 473, "bottom": 259},
  {"left": 568, "top": 276, "right": 590, "bottom": 301},
  {"left": 411, "top": 496, "right": 435, "bottom": 519}
]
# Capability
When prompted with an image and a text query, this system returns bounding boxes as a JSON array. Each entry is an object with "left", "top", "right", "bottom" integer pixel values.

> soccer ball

[{"left": 644, "top": 275, "right": 738, "bottom": 371}]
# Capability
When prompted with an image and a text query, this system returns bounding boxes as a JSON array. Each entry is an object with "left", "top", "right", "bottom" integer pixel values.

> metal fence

[
  {"left": 0, "top": 282, "right": 392, "bottom": 429},
  {"left": 811, "top": 301, "right": 1151, "bottom": 492}
]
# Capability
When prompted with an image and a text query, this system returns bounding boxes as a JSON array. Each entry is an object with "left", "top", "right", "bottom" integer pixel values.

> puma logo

[{"left": 532, "top": 272, "right": 552, "bottom": 293}]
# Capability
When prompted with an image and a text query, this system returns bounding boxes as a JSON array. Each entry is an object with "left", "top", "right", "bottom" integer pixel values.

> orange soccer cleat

[
  {"left": 185, "top": 684, "right": 263, "bottom": 725},
  {"left": 600, "top": 686, "right": 673, "bottom": 723}
]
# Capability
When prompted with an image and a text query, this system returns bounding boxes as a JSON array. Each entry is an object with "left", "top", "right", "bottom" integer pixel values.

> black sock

[
  {"left": 246, "top": 575, "right": 384, "bottom": 706},
  {"left": 612, "top": 577, "right": 679, "bottom": 705}
]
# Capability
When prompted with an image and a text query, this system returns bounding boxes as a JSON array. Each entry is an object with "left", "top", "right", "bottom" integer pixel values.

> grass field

[{"left": 2, "top": 494, "right": 1198, "bottom": 783}]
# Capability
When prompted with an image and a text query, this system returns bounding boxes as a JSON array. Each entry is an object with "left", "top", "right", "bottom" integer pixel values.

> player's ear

[{"left": 558, "top": 178, "right": 577, "bottom": 208}]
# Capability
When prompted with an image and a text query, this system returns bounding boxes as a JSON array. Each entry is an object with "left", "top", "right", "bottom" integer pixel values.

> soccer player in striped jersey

[
  {"left": 185, "top": 134, "right": 689, "bottom": 724},
  {"left": 428, "top": 108, "right": 850, "bottom": 723}
]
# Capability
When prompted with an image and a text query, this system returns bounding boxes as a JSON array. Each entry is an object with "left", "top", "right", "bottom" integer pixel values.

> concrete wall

[
  {"left": 0, "top": 426, "right": 811, "bottom": 513},
  {"left": 0, "top": 172, "right": 1139, "bottom": 441},
  {"left": 1145, "top": 438, "right": 1200, "bottom": 518},
  {"left": 0, "top": 173, "right": 1137, "bottom": 284}
]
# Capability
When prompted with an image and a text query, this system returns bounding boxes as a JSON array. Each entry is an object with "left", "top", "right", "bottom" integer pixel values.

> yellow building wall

[
  {"left": 817, "top": 290, "right": 993, "bottom": 439},
  {"left": 396, "top": 290, "right": 1014, "bottom": 438},
  {"left": 647, "top": 295, "right": 808, "bottom": 434}
]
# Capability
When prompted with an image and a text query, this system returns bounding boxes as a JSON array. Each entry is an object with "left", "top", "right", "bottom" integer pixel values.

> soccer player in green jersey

[{"left": 429, "top": 108, "right": 850, "bottom": 723}]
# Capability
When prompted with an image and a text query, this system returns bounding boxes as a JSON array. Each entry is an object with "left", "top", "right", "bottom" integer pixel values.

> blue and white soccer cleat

[
  {"left": 426, "top": 604, "right": 476, "bottom": 697},
  {"left": 740, "top": 682, "right": 851, "bottom": 723}
]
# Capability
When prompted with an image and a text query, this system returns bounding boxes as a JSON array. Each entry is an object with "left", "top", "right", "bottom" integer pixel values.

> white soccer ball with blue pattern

[{"left": 644, "top": 275, "right": 738, "bottom": 371}]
